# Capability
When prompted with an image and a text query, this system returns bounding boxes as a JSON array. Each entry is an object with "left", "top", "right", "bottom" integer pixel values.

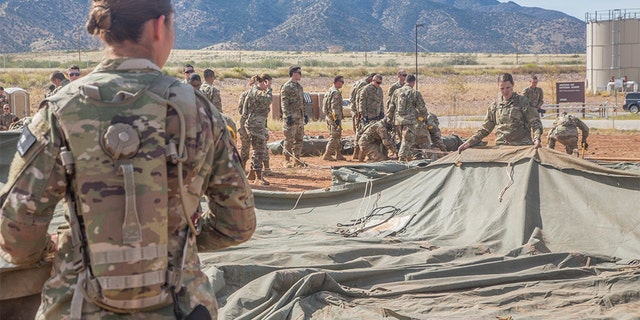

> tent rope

[{"left": 498, "top": 162, "right": 514, "bottom": 202}]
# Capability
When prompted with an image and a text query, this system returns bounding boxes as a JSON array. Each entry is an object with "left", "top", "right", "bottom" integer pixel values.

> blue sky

[{"left": 499, "top": 1, "right": 639, "bottom": 20}]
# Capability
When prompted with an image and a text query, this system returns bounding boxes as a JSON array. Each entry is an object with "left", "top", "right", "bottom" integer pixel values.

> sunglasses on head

[{"left": 69, "top": 72, "right": 80, "bottom": 77}]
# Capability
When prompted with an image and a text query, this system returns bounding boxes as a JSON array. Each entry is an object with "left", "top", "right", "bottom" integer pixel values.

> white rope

[
  {"left": 498, "top": 162, "right": 514, "bottom": 203},
  {"left": 289, "top": 190, "right": 306, "bottom": 211}
]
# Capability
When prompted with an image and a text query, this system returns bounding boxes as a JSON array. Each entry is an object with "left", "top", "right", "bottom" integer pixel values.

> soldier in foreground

[
  {"left": 322, "top": 75, "right": 347, "bottom": 161},
  {"left": 387, "top": 74, "right": 428, "bottom": 162},
  {"left": 547, "top": 112, "right": 589, "bottom": 155},
  {"left": 0, "top": 1, "right": 255, "bottom": 319},
  {"left": 458, "top": 73, "right": 543, "bottom": 152},
  {"left": 281, "top": 66, "right": 307, "bottom": 167}
]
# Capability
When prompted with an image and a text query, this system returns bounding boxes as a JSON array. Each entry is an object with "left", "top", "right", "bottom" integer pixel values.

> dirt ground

[{"left": 243, "top": 127, "right": 640, "bottom": 193}]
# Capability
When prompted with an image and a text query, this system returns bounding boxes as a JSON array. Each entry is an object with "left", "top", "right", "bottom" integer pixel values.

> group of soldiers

[{"left": 322, "top": 70, "right": 449, "bottom": 163}]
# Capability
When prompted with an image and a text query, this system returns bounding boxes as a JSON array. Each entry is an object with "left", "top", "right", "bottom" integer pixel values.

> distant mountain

[{"left": 0, "top": 0, "right": 586, "bottom": 54}]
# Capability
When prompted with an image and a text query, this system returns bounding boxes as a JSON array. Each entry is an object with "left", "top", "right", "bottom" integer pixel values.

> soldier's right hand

[{"left": 286, "top": 116, "right": 294, "bottom": 126}]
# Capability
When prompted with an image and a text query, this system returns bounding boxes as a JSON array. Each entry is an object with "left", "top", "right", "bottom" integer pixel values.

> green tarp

[
  {"left": 2, "top": 144, "right": 640, "bottom": 319},
  {"left": 203, "top": 146, "right": 640, "bottom": 319},
  {"left": 0, "top": 131, "right": 20, "bottom": 185}
]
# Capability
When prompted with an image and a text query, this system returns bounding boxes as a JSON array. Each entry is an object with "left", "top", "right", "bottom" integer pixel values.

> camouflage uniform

[
  {"left": 200, "top": 81, "right": 222, "bottom": 113},
  {"left": 349, "top": 77, "right": 370, "bottom": 159},
  {"left": 547, "top": 113, "right": 589, "bottom": 154},
  {"left": 522, "top": 86, "right": 544, "bottom": 113},
  {"left": 414, "top": 112, "right": 447, "bottom": 151},
  {"left": 386, "top": 81, "right": 404, "bottom": 112},
  {"left": 466, "top": 93, "right": 543, "bottom": 147},
  {"left": 237, "top": 89, "right": 252, "bottom": 169},
  {"left": 46, "top": 78, "right": 70, "bottom": 98},
  {"left": 280, "top": 79, "right": 305, "bottom": 166},
  {"left": 357, "top": 83, "right": 384, "bottom": 124},
  {"left": 0, "top": 58, "right": 256, "bottom": 319},
  {"left": 387, "top": 84, "right": 428, "bottom": 161},
  {"left": 358, "top": 120, "right": 398, "bottom": 162},
  {"left": 244, "top": 86, "right": 272, "bottom": 171},
  {"left": 323, "top": 84, "right": 344, "bottom": 160},
  {"left": 0, "top": 112, "right": 19, "bottom": 131}
]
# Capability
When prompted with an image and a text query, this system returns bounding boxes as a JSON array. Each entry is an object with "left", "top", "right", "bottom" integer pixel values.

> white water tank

[{"left": 586, "top": 9, "right": 640, "bottom": 94}]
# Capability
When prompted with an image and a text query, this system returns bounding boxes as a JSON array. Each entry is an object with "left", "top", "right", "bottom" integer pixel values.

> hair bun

[{"left": 86, "top": 5, "right": 112, "bottom": 35}]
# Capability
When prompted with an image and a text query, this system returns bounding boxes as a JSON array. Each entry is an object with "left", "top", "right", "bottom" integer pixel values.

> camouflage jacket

[
  {"left": 243, "top": 85, "right": 272, "bottom": 128},
  {"left": 387, "top": 84, "right": 428, "bottom": 126},
  {"left": 358, "top": 83, "right": 384, "bottom": 120},
  {"left": 466, "top": 93, "right": 543, "bottom": 146},
  {"left": 550, "top": 113, "right": 589, "bottom": 140},
  {"left": 415, "top": 112, "right": 447, "bottom": 151},
  {"left": 349, "top": 77, "right": 369, "bottom": 114},
  {"left": 522, "top": 86, "right": 544, "bottom": 109},
  {"left": 280, "top": 79, "right": 305, "bottom": 121},
  {"left": 0, "top": 113, "right": 19, "bottom": 130},
  {"left": 46, "top": 79, "right": 70, "bottom": 98},
  {"left": 386, "top": 81, "right": 404, "bottom": 110},
  {"left": 200, "top": 81, "right": 223, "bottom": 112},
  {"left": 360, "top": 120, "right": 398, "bottom": 154},
  {"left": 0, "top": 58, "right": 255, "bottom": 319},
  {"left": 323, "top": 85, "right": 343, "bottom": 121}
]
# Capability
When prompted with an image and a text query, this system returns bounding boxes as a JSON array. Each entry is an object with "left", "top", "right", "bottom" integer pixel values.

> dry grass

[{"left": 0, "top": 49, "right": 614, "bottom": 117}]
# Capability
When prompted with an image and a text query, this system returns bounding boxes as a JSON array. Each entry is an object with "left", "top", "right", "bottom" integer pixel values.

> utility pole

[
  {"left": 78, "top": 26, "right": 82, "bottom": 63},
  {"left": 415, "top": 23, "right": 424, "bottom": 91}
]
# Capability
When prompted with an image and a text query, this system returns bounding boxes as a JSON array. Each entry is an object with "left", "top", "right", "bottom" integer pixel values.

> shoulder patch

[{"left": 17, "top": 126, "right": 37, "bottom": 157}]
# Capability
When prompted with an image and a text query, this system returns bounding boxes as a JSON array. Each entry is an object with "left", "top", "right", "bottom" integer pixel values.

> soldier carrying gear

[{"left": 547, "top": 112, "right": 589, "bottom": 155}]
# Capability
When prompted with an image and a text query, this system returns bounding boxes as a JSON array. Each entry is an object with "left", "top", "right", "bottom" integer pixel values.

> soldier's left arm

[
  {"left": 576, "top": 118, "right": 589, "bottom": 140},
  {"left": 0, "top": 108, "right": 66, "bottom": 265},
  {"left": 416, "top": 92, "right": 428, "bottom": 118},
  {"left": 198, "top": 109, "right": 256, "bottom": 251},
  {"left": 525, "top": 101, "right": 543, "bottom": 141}
]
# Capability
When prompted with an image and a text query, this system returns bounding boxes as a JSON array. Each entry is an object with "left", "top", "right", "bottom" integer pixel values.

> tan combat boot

[
  {"left": 255, "top": 170, "right": 270, "bottom": 185},
  {"left": 322, "top": 150, "right": 336, "bottom": 161},
  {"left": 335, "top": 150, "right": 347, "bottom": 161},
  {"left": 352, "top": 145, "right": 360, "bottom": 160},
  {"left": 247, "top": 169, "right": 256, "bottom": 181}
]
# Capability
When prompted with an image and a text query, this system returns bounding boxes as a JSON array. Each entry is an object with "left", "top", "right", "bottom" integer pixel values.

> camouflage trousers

[
  {"left": 548, "top": 133, "right": 578, "bottom": 154},
  {"left": 358, "top": 136, "right": 388, "bottom": 162},
  {"left": 249, "top": 127, "right": 269, "bottom": 170},
  {"left": 238, "top": 124, "right": 251, "bottom": 165},
  {"left": 283, "top": 122, "right": 304, "bottom": 161},
  {"left": 325, "top": 120, "right": 342, "bottom": 155},
  {"left": 398, "top": 124, "right": 417, "bottom": 161}
]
